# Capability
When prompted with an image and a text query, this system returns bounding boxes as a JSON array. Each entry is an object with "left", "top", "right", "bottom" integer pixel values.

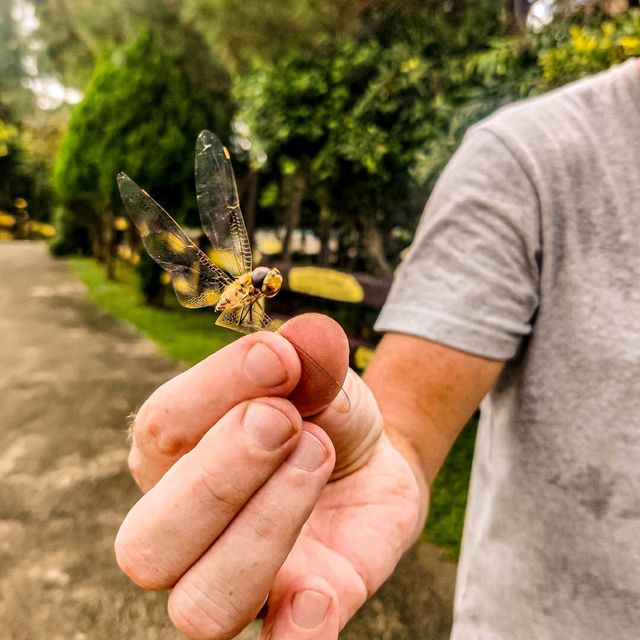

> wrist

[{"left": 384, "top": 423, "right": 431, "bottom": 538}]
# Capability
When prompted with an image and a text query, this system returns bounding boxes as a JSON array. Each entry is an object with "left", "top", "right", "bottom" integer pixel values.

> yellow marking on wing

[
  {"left": 163, "top": 231, "right": 188, "bottom": 254},
  {"left": 189, "top": 260, "right": 201, "bottom": 284},
  {"left": 173, "top": 275, "right": 193, "bottom": 295},
  {"left": 208, "top": 248, "right": 240, "bottom": 274},
  {"left": 138, "top": 221, "right": 150, "bottom": 236},
  {"left": 223, "top": 146, "right": 231, "bottom": 160},
  {"left": 202, "top": 289, "right": 221, "bottom": 306}
]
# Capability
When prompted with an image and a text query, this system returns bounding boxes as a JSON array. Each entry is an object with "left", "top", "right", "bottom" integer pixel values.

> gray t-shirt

[{"left": 376, "top": 59, "right": 640, "bottom": 638}]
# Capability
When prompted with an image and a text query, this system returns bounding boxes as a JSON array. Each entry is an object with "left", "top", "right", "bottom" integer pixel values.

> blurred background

[{"left": 1, "top": 0, "right": 639, "bottom": 638}]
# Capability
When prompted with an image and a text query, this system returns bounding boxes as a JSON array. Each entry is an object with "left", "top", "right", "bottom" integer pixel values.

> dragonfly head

[{"left": 251, "top": 266, "right": 283, "bottom": 298}]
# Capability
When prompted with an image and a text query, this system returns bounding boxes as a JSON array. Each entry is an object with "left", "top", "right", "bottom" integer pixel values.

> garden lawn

[
  {"left": 67, "top": 257, "right": 236, "bottom": 365},
  {"left": 425, "top": 417, "right": 477, "bottom": 557}
]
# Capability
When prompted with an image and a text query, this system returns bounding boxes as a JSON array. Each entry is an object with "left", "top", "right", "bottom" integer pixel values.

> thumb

[
  {"left": 260, "top": 576, "right": 340, "bottom": 640},
  {"left": 313, "top": 368, "right": 383, "bottom": 480},
  {"left": 278, "top": 314, "right": 383, "bottom": 479},
  {"left": 278, "top": 313, "right": 350, "bottom": 416}
]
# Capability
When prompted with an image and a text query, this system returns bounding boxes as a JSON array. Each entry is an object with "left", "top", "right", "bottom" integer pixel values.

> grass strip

[
  {"left": 67, "top": 257, "right": 235, "bottom": 364},
  {"left": 424, "top": 417, "right": 477, "bottom": 558}
]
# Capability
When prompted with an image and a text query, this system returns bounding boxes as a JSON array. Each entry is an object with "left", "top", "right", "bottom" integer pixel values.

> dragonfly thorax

[{"left": 251, "top": 266, "right": 282, "bottom": 298}]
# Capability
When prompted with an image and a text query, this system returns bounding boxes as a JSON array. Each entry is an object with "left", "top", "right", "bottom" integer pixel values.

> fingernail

[
  {"left": 288, "top": 431, "right": 327, "bottom": 471},
  {"left": 243, "top": 403, "right": 294, "bottom": 450},
  {"left": 291, "top": 590, "right": 330, "bottom": 629},
  {"left": 245, "top": 343, "right": 288, "bottom": 388}
]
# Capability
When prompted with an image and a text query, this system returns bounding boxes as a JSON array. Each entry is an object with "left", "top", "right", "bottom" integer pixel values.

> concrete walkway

[{"left": 0, "top": 242, "right": 456, "bottom": 639}]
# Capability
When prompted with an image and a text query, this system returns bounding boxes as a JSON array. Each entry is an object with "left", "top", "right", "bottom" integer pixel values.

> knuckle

[
  {"left": 114, "top": 530, "right": 174, "bottom": 590},
  {"left": 127, "top": 449, "right": 142, "bottom": 485},
  {"left": 247, "top": 501, "right": 295, "bottom": 541},
  {"left": 136, "top": 397, "right": 193, "bottom": 458},
  {"left": 168, "top": 580, "right": 246, "bottom": 640},
  {"left": 191, "top": 460, "right": 246, "bottom": 514}
]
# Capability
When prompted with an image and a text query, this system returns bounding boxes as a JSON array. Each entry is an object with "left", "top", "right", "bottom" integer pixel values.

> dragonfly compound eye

[
  {"left": 261, "top": 268, "right": 283, "bottom": 298},
  {"left": 251, "top": 266, "right": 270, "bottom": 290}
]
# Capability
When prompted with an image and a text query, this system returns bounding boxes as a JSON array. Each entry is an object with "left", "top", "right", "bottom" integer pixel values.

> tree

[
  {"left": 538, "top": 7, "right": 640, "bottom": 84},
  {"left": 234, "top": 8, "right": 512, "bottom": 276},
  {"left": 32, "top": 0, "right": 230, "bottom": 96},
  {"left": 0, "top": 119, "right": 22, "bottom": 210},
  {"left": 182, "top": 0, "right": 512, "bottom": 77},
  {"left": 0, "top": 2, "right": 34, "bottom": 119},
  {"left": 53, "top": 30, "right": 231, "bottom": 279}
]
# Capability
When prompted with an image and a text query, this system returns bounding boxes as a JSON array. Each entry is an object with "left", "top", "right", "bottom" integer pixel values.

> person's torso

[{"left": 452, "top": 59, "right": 640, "bottom": 639}]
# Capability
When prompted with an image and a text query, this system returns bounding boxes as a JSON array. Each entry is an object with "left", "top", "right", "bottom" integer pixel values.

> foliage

[
  {"left": 425, "top": 416, "right": 478, "bottom": 557},
  {"left": 233, "top": 3, "right": 521, "bottom": 273},
  {"left": 182, "top": 0, "right": 514, "bottom": 77},
  {"left": 0, "top": 2, "right": 33, "bottom": 119},
  {"left": 236, "top": 38, "right": 437, "bottom": 273},
  {"left": 237, "top": 5, "right": 640, "bottom": 271},
  {"left": 539, "top": 8, "right": 640, "bottom": 84},
  {"left": 0, "top": 118, "right": 19, "bottom": 160},
  {"left": 0, "top": 119, "right": 27, "bottom": 212},
  {"left": 55, "top": 30, "right": 228, "bottom": 214},
  {"left": 32, "top": 0, "right": 229, "bottom": 96},
  {"left": 0, "top": 116, "right": 59, "bottom": 221},
  {"left": 49, "top": 206, "right": 92, "bottom": 256},
  {"left": 67, "top": 256, "right": 235, "bottom": 364},
  {"left": 53, "top": 30, "right": 231, "bottom": 262}
]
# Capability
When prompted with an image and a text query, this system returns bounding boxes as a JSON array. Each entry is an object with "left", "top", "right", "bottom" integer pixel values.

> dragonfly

[{"left": 117, "top": 130, "right": 349, "bottom": 412}]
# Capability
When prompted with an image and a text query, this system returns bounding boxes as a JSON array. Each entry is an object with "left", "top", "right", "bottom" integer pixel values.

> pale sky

[{"left": 11, "top": 0, "right": 83, "bottom": 110}]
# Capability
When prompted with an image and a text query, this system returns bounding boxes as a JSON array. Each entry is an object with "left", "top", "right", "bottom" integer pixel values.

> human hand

[{"left": 115, "top": 314, "right": 424, "bottom": 639}]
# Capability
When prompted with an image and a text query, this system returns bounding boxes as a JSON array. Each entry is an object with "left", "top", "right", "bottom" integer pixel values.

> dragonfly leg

[{"left": 238, "top": 303, "right": 250, "bottom": 326}]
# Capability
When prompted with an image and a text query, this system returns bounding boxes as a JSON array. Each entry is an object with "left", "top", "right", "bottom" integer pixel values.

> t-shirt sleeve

[{"left": 375, "top": 126, "right": 541, "bottom": 360}]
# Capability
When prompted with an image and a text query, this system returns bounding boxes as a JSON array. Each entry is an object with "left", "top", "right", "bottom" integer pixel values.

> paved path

[{"left": 0, "top": 242, "right": 456, "bottom": 639}]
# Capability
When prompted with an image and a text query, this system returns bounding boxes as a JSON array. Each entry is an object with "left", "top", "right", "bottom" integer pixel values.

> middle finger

[{"left": 115, "top": 396, "right": 302, "bottom": 590}]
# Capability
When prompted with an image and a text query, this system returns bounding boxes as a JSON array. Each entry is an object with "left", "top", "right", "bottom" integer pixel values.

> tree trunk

[
  {"left": 507, "top": 0, "right": 530, "bottom": 32},
  {"left": 282, "top": 167, "right": 307, "bottom": 262},
  {"left": 102, "top": 210, "right": 116, "bottom": 280},
  {"left": 601, "top": 0, "right": 633, "bottom": 14},
  {"left": 362, "top": 226, "right": 392, "bottom": 277},
  {"left": 316, "top": 208, "right": 331, "bottom": 266}
]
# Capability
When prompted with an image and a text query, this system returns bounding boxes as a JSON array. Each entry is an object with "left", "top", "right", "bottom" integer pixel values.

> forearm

[{"left": 364, "top": 332, "right": 504, "bottom": 486}]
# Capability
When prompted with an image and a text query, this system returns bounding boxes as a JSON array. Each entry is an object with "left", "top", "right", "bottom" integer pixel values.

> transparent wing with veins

[
  {"left": 117, "top": 172, "right": 232, "bottom": 309},
  {"left": 118, "top": 139, "right": 350, "bottom": 412},
  {"left": 195, "top": 130, "right": 253, "bottom": 278}
]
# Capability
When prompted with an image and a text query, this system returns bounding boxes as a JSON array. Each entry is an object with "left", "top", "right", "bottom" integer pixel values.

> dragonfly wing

[
  {"left": 215, "top": 298, "right": 273, "bottom": 334},
  {"left": 195, "top": 130, "right": 253, "bottom": 278},
  {"left": 117, "top": 172, "right": 232, "bottom": 309}
]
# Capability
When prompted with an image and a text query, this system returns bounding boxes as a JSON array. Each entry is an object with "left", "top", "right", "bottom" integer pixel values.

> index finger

[{"left": 130, "top": 330, "right": 301, "bottom": 490}]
